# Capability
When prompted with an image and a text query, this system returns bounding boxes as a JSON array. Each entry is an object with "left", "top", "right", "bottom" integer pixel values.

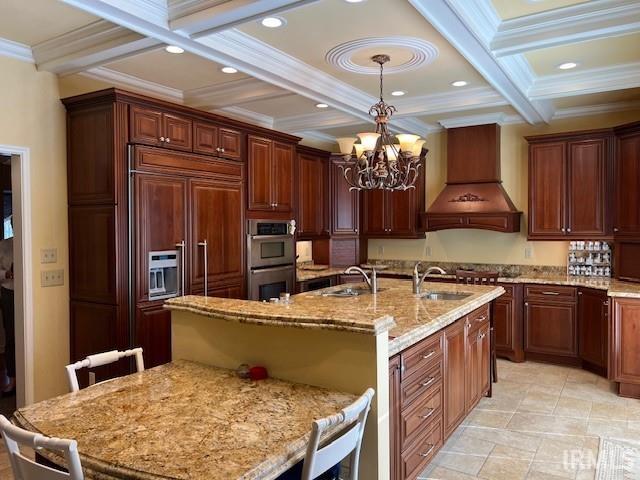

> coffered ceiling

[{"left": 0, "top": 0, "right": 638, "bottom": 150}]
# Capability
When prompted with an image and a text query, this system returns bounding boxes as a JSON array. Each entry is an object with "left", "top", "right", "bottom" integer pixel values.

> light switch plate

[
  {"left": 41, "top": 248, "right": 57, "bottom": 264},
  {"left": 425, "top": 245, "right": 432, "bottom": 257},
  {"left": 377, "top": 245, "right": 384, "bottom": 256},
  {"left": 525, "top": 246, "right": 533, "bottom": 259},
  {"left": 41, "top": 269, "right": 64, "bottom": 287}
]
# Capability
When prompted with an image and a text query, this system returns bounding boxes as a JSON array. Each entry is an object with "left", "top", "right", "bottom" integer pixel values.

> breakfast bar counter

[{"left": 13, "top": 360, "right": 356, "bottom": 480}]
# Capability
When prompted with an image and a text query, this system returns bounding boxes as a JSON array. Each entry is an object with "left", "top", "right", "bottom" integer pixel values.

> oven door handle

[
  {"left": 249, "top": 234, "right": 292, "bottom": 240},
  {"left": 251, "top": 265, "right": 294, "bottom": 274}
]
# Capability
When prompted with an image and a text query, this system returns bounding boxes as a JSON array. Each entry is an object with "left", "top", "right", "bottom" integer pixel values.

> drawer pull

[
  {"left": 419, "top": 444, "right": 435, "bottom": 457},
  {"left": 475, "top": 315, "right": 487, "bottom": 322},
  {"left": 421, "top": 377, "right": 436, "bottom": 388},
  {"left": 541, "top": 291, "right": 560, "bottom": 296},
  {"left": 422, "top": 350, "right": 436, "bottom": 360},
  {"left": 419, "top": 408, "right": 435, "bottom": 420}
]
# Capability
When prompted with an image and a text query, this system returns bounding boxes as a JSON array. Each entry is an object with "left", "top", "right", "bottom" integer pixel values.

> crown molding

[
  {"left": 80, "top": 66, "right": 184, "bottom": 102},
  {"left": 0, "top": 37, "right": 34, "bottom": 63},
  {"left": 552, "top": 99, "right": 640, "bottom": 120},
  {"left": 409, "top": 0, "right": 551, "bottom": 124},
  {"left": 294, "top": 130, "right": 337, "bottom": 144},
  {"left": 393, "top": 86, "right": 508, "bottom": 117},
  {"left": 213, "top": 106, "right": 274, "bottom": 129},
  {"left": 529, "top": 62, "right": 640, "bottom": 100},
  {"left": 492, "top": 0, "right": 640, "bottom": 57},
  {"left": 275, "top": 110, "right": 361, "bottom": 132},
  {"left": 184, "top": 78, "right": 292, "bottom": 109},
  {"left": 438, "top": 112, "right": 523, "bottom": 129}
]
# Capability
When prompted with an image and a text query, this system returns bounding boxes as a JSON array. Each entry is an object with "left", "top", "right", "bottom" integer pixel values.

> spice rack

[{"left": 567, "top": 241, "right": 612, "bottom": 277}]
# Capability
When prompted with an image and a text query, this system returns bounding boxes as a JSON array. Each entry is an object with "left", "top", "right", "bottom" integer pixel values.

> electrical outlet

[
  {"left": 41, "top": 269, "right": 64, "bottom": 287},
  {"left": 425, "top": 245, "right": 432, "bottom": 257},
  {"left": 377, "top": 245, "right": 384, "bottom": 256},
  {"left": 525, "top": 246, "right": 533, "bottom": 259},
  {"left": 40, "top": 248, "right": 57, "bottom": 264}
]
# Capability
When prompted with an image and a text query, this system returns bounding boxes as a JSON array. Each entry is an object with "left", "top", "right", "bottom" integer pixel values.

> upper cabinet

[
  {"left": 361, "top": 159, "right": 425, "bottom": 238},
  {"left": 527, "top": 130, "right": 613, "bottom": 240},
  {"left": 193, "top": 122, "right": 242, "bottom": 160},
  {"left": 330, "top": 156, "right": 360, "bottom": 236},
  {"left": 613, "top": 122, "right": 640, "bottom": 237},
  {"left": 297, "top": 147, "right": 330, "bottom": 239},
  {"left": 130, "top": 105, "right": 193, "bottom": 152},
  {"left": 247, "top": 135, "right": 295, "bottom": 215}
]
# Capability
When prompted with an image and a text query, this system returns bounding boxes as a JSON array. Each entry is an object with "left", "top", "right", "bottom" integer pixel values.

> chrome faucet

[
  {"left": 412, "top": 262, "right": 447, "bottom": 294},
  {"left": 344, "top": 266, "right": 378, "bottom": 294}
]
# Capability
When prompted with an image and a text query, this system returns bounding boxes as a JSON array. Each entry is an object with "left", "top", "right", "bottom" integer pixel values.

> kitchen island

[{"left": 165, "top": 279, "right": 504, "bottom": 480}]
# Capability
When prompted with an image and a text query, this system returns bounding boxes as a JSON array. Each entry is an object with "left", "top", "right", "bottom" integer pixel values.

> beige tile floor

[
  {"left": 421, "top": 359, "right": 640, "bottom": 480},
  {"left": 0, "top": 360, "right": 638, "bottom": 479}
]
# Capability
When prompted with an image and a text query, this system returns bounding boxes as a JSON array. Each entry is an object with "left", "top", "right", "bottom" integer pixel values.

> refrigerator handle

[
  {"left": 198, "top": 240, "right": 208, "bottom": 297},
  {"left": 175, "top": 241, "right": 186, "bottom": 296}
]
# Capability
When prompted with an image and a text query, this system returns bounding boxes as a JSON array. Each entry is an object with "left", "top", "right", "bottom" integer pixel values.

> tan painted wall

[
  {"left": 369, "top": 109, "right": 640, "bottom": 266},
  {"left": 0, "top": 56, "right": 69, "bottom": 401}
]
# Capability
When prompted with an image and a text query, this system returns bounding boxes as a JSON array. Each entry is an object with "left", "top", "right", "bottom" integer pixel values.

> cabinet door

[
  {"left": 189, "top": 178, "right": 244, "bottom": 294},
  {"left": 443, "top": 318, "right": 466, "bottom": 438},
  {"left": 208, "top": 282, "right": 244, "bottom": 299},
  {"left": 479, "top": 323, "right": 490, "bottom": 397},
  {"left": 248, "top": 136, "right": 273, "bottom": 211},
  {"left": 193, "top": 122, "right": 219, "bottom": 155},
  {"left": 610, "top": 298, "right": 640, "bottom": 383},
  {"left": 362, "top": 189, "right": 388, "bottom": 236},
  {"left": 162, "top": 113, "right": 192, "bottom": 151},
  {"left": 135, "top": 304, "right": 171, "bottom": 369},
  {"left": 524, "top": 300, "right": 577, "bottom": 357},
  {"left": 529, "top": 142, "right": 566, "bottom": 237},
  {"left": 298, "top": 153, "right": 328, "bottom": 237},
  {"left": 578, "top": 288, "right": 608, "bottom": 371},
  {"left": 330, "top": 159, "right": 359, "bottom": 236},
  {"left": 130, "top": 105, "right": 163, "bottom": 147},
  {"left": 219, "top": 128, "right": 242, "bottom": 161},
  {"left": 387, "top": 189, "right": 416, "bottom": 236},
  {"left": 273, "top": 142, "right": 294, "bottom": 213},
  {"left": 135, "top": 174, "right": 187, "bottom": 302},
  {"left": 389, "top": 355, "right": 402, "bottom": 480},
  {"left": 615, "top": 132, "right": 640, "bottom": 236},
  {"left": 494, "top": 297, "right": 515, "bottom": 356},
  {"left": 567, "top": 139, "right": 607, "bottom": 236}
]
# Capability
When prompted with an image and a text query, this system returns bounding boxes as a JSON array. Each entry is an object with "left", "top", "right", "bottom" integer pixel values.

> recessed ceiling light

[
  {"left": 391, "top": 90, "right": 406, "bottom": 96},
  {"left": 451, "top": 80, "right": 468, "bottom": 87},
  {"left": 316, "top": 103, "right": 329, "bottom": 109},
  {"left": 221, "top": 66, "right": 238, "bottom": 74},
  {"left": 557, "top": 62, "right": 578, "bottom": 70},
  {"left": 165, "top": 45, "right": 184, "bottom": 54},
  {"left": 261, "top": 16, "right": 286, "bottom": 28}
]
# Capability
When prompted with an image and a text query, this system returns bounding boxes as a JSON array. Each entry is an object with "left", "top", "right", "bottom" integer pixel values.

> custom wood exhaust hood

[{"left": 422, "top": 124, "right": 522, "bottom": 233}]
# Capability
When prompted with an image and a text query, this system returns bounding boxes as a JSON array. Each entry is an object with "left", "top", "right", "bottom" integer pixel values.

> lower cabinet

[
  {"left": 609, "top": 297, "right": 640, "bottom": 398},
  {"left": 578, "top": 287, "right": 608, "bottom": 375},
  {"left": 135, "top": 304, "right": 172, "bottom": 369},
  {"left": 493, "top": 284, "right": 524, "bottom": 362},
  {"left": 390, "top": 304, "right": 491, "bottom": 480}
]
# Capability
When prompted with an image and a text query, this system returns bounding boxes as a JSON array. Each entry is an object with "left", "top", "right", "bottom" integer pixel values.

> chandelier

[{"left": 336, "top": 54, "right": 427, "bottom": 191}]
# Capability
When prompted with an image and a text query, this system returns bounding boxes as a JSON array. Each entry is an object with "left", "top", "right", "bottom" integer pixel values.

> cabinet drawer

[
  {"left": 401, "top": 332, "right": 443, "bottom": 382},
  {"left": 401, "top": 361, "right": 441, "bottom": 407},
  {"left": 525, "top": 284, "right": 577, "bottom": 301},
  {"left": 401, "top": 421, "right": 443, "bottom": 480},
  {"left": 401, "top": 384, "right": 442, "bottom": 448},
  {"left": 467, "top": 304, "right": 490, "bottom": 333}
]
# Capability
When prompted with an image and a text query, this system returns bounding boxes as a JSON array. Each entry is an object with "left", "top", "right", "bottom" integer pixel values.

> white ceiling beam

[
  {"left": 32, "top": 20, "right": 159, "bottom": 75},
  {"left": 212, "top": 106, "right": 275, "bottom": 129},
  {"left": 529, "top": 62, "right": 640, "bottom": 100},
  {"left": 184, "top": 78, "right": 293, "bottom": 109},
  {"left": 492, "top": 0, "right": 640, "bottom": 57},
  {"left": 392, "top": 86, "right": 508, "bottom": 117},
  {"left": 409, "top": 0, "right": 553, "bottom": 124},
  {"left": 170, "top": 0, "right": 319, "bottom": 37},
  {"left": 275, "top": 111, "right": 363, "bottom": 132}
]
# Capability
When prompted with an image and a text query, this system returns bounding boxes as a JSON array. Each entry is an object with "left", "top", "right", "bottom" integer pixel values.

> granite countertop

[
  {"left": 13, "top": 360, "right": 357, "bottom": 480},
  {"left": 167, "top": 279, "right": 504, "bottom": 355},
  {"left": 296, "top": 265, "right": 345, "bottom": 282}
]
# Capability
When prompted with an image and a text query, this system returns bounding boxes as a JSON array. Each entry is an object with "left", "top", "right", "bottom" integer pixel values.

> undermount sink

[
  {"left": 320, "top": 287, "right": 386, "bottom": 297},
  {"left": 420, "top": 291, "right": 473, "bottom": 301}
]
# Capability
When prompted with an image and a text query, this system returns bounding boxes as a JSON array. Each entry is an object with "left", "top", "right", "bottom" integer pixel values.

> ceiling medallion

[
  {"left": 325, "top": 36, "right": 438, "bottom": 75},
  {"left": 336, "top": 55, "right": 427, "bottom": 191}
]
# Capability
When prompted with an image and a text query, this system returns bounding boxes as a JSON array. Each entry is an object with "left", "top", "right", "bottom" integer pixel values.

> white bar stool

[
  {"left": 64, "top": 347, "right": 145, "bottom": 393},
  {"left": 0, "top": 415, "right": 84, "bottom": 480}
]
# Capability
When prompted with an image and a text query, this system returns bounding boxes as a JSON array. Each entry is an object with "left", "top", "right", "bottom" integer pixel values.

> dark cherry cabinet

[
  {"left": 614, "top": 122, "right": 640, "bottom": 237},
  {"left": 297, "top": 147, "right": 330, "bottom": 238},
  {"left": 610, "top": 297, "right": 640, "bottom": 398},
  {"left": 524, "top": 285, "right": 578, "bottom": 359},
  {"left": 493, "top": 284, "right": 524, "bottom": 362},
  {"left": 389, "top": 355, "right": 402, "bottom": 480},
  {"left": 330, "top": 156, "right": 360, "bottom": 236},
  {"left": 361, "top": 159, "right": 424, "bottom": 238},
  {"left": 130, "top": 105, "right": 193, "bottom": 151},
  {"left": 578, "top": 287, "right": 608, "bottom": 375},
  {"left": 443, "top": 318, "right": 466, "bottom": 439},
  {"left": 527, "top": 131, "right": 613, "bottom": 240},
  {"left": 135, "top": 305, "right": 172, "bottom": 368},
  {"left": 466, "top": 321, "right": 490, "bottom": 412},
  {"left": 248, "top": 135, "right": 295, "bottom": 215},
  {"left": 193, "top": 121, "right": 242, "bottom": 160}
]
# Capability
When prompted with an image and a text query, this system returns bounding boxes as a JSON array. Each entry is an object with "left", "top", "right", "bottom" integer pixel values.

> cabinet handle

[
  {"left": 614, "top": 228, "right": 619, "bottom": 232},
  {"left": 604, "top": 301, "right": 609, "bottom": 306},
  {"left": 165, "top": 137, "right": 171, "bottom": 143},
  {"left": 419, "top": 444, "right": 435, "bottom": 458},
  {"left": 160, "top": 136, "right": 165, "bottom": 142},
  {"left": 421, "top": 377, "right": 436, "bottom": 388},
  {"left": 198, "top": 240, "right": 208, "bottom": 297},
  {"left": 422, "top": 350, "right": 436, "bottom": 360},
  {"left": 475, "top": 315, "right": 487, "bottom": 322},
  {"left": 175, "top": 240, "right": 185, "bottom": 296},
  {"left": 215, "top": 147, "right": 220, "bottom": 152},
  {"left": 561, "top": 228, "right": 566, "bottom": 233},
  {"left": 221, "top": 148, "right": 225, "bottom": 152},
  {"left": 578, "top": 291, "right": 583, "bottom": 295},
  {"left": 524, "top": 302, "right": 529, "bottom": 306},
  {"left": 567, "top": 228, "right": 571, "bottom": 232},
  {"left": 419, "top": 408, "right": 435, "bottom": 420},
  {"left": 541, "top": 291, "right": 560, "bottom": 296}
]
